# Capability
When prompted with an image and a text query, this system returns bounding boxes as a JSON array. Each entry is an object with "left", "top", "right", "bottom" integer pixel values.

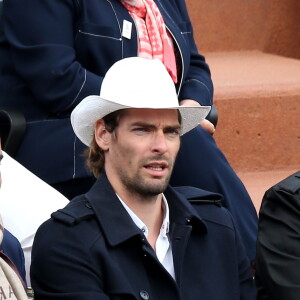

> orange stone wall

[{"left": 186, "top": 0, "right": 300, "bottom": 59}]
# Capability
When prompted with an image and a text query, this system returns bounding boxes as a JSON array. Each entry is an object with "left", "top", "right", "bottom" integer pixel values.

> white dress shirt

[{"left": 118, "top": 194, "right": 175, "bottom": 280}]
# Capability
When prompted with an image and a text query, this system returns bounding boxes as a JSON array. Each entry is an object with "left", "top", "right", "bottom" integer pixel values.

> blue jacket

[
  {"left": 31, "top": 174, "right": 256, "bottom": 300},
  {"left": 1, "top": 229, "right": 26, "bottom": 283},
  {"left": 0, "top": 0, "right": 213, "bottom": 184}
]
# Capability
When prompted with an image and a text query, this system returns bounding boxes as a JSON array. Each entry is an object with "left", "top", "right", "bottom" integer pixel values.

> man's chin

[
  {"left": 121, "top": 173, "right": 171, "bottom": 197},
  {"left": 137, "top": 179, "right": 169, "bottom": 196}
]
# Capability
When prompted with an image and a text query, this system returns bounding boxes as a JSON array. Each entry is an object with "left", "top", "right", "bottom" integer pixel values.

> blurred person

[
  {"left": 0, "top": 142, "right": 27, "bottom": 299},
  {"left": 0, "top": 141, "right": 69, "bottom": 286},
  {"left": 0, "top": 0, "right": 257, "bottom": 262},
  {"left": 31, "top": 57, "right": 256, "bottom": 300},
  {"left": 0, "top": 220, "right": 28, "bottom": 300},
  {"left": 256, "top": 171, "right": 300, "bottom": 300},
  {"left": 0, "top": 228, "right": 26, "bottom": 284}
]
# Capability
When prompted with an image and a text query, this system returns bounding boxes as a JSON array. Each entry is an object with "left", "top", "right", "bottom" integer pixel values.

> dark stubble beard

[
  {"left": 119, "top": 161, "right": 174, "bottom": 199},
  {"left": 123, "top": 173, "right": 171, "bottom": 198}
]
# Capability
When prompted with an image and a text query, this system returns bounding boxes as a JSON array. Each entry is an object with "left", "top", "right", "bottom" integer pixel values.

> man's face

[{"left": 98, "top": 108, "right": 181, "bottom": 197}]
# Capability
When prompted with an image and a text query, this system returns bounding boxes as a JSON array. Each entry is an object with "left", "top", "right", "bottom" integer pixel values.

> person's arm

[
  {"left": 171, "top": 0, "right": 214, "bottom": 133},
  {"left": 1, "top": 229, "right": 26, "bottom": 284},
  {"left": 172, "top": 0, "right": 213, "bottom": 108},
  {"left": 219, "top": 207, "right": 256, "bottom": 299},
  {"left": 3, "top": 0, "right": 102, "bottom": 116},
  {"left": 256, "top": 179, "right": 300, "bottom": 300},
  {"left": 31, "top": 220, "right": 110, "bottom": 300},
  {"left": 234, "top": 225, "right": 257, "bottom": 300}
]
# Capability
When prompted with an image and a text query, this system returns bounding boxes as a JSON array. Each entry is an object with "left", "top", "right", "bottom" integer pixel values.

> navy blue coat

[
  {"left": 1, "top": 229, "right": 26, "bottom": 283},
  {"left": 31, "top": 174, "right": 256, "bottom": 300}
]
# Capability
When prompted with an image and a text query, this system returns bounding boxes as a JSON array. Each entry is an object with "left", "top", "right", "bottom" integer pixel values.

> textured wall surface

[
  {"left": 186, "top": 0, "right": 300, "bottom": 59},
  {"left": 205, "top": 51, "right": 300, "bottom": 173}
]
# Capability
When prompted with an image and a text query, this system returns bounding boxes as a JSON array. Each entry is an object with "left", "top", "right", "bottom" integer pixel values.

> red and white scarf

[{"left": 120, "top": 0, "right": 178, "bottom": 83}]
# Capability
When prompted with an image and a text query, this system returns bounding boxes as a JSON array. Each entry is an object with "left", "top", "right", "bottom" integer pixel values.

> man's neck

[{"left": 117, "top": 190, "right": 164, "bottom": 250}]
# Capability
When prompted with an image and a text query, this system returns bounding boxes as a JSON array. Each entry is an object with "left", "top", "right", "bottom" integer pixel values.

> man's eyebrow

[
  {"left": 130, "top": 122, "right": 155, "bottom": 128},
  {"left": 164, "top": 125, "right": 181, "bottom": 131},
  {"left": 130, "top": 122, "right": 180, "bottom": 128}
]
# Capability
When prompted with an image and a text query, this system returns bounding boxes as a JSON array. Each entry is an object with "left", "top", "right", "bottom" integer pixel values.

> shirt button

[{"left": 140, "top": 290, "right": 149, "bottom": 300}]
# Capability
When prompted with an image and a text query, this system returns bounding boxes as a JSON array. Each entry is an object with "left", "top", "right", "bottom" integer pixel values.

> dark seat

[
  {"left": 0, "top": 109, "right": 26, "bottom": 157},
  {"left": 207, "top": 105, "right": 218, "bottom": 128}
]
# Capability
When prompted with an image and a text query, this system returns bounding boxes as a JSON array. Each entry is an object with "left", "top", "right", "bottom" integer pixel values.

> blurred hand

[
  {"left": 200, "top": 119, "right": 215, "bottom": 134},
  {"left": 180, "top": 99, "right": 215, "bottom": 135}
]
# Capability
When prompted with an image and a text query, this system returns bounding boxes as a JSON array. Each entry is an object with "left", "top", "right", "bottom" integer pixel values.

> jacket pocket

[{"left": 78, "top": 22, "right": 121, "bottom": 40}]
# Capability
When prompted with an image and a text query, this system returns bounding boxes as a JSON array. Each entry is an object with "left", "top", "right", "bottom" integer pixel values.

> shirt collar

[{"left": 117, "top": 193, "right": 170, "bottom": 238}]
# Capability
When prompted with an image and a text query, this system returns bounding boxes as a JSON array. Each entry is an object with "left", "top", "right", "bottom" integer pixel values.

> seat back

[{"left": 0, "top": 109, "right": 26, "bottom": 157}]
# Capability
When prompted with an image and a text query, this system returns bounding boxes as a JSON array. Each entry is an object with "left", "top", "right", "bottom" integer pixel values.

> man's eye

[
  {"left": 133, "top": 127, "right": 150, "bottom": 134},
  {"left": 166, "top": 128, "right": 180, "bottom": 136},
  {"left": 134, "top": 127, "right": 146, "bottom": 132}
]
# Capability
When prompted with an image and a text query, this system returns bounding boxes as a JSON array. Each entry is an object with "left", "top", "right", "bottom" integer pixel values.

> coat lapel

[
  {"left": 85, "top": 173, "right": 142, "bottom": 246},
  {"left": 161, "top": 186, "right": 208, "bottom": 284}
]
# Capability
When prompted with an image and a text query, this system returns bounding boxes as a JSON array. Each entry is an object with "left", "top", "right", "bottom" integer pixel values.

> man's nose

[{"left": 150, "top": 131, "right": 168, "bottom": 154}]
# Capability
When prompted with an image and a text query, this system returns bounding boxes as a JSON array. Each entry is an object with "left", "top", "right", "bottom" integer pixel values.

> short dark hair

[{"left": 84, "top": 110, "right": 124, "bottom": 178}]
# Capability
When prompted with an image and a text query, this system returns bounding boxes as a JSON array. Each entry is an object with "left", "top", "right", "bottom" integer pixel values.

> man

[{"left": 31, "top": 57, "right": 256, "bottom": 300}]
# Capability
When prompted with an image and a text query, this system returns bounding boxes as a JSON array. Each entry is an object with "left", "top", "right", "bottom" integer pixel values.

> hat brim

[{"left": 71, "top": 95, "right": 211, "bottom": 146}]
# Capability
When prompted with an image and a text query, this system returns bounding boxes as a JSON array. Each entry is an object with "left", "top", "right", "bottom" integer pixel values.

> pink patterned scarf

[{"left": 120, "top": 0, "right": 178, "bottom": 83}]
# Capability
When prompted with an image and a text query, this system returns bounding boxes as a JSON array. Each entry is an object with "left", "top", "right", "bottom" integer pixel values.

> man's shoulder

[
  {"left": 34, "top": 195, "right": 101, "bottom": 250},
  {"left": 50, "top": 195, "right": 95, "bottom": 226},
  {"left": 172, "top": 186, "right": 235, "bottom": 230}
]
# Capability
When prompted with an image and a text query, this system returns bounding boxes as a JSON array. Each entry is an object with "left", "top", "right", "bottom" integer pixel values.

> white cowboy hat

[{"left": 71, "top": 57, "right": 211, "bottom": 146}]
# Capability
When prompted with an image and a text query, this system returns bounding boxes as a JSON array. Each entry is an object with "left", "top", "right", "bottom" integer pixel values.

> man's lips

[{"left": 144, "top": 162, "right": 168, "bottom": 176}]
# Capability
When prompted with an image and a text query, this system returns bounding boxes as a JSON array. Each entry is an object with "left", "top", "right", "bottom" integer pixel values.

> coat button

[
  {"left": 85, "top": 202, "right": 92, "bottom": 209},
  {"left": 139, "top": 290, "right": 149, "bottom": 300}
]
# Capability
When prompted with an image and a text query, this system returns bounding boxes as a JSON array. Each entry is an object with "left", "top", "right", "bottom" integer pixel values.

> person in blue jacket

[
  {"left": 0, "top": 0, "right": 257, "bottom": 262},
  {"left": 31, "top": 57, "right": 256, "bottom": 300},
  {"left": 0, "top": 144, "right": 26, "bottom": 284},
  {"left": 0, "top": 229, "right": 26, "bottom": 284}
]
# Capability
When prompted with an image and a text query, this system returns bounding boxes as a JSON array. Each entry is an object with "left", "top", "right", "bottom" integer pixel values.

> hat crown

[
  {"left": 100, "top": 57, "right": 178, "bottom": 108},
  {"left": 71, "top": 57, "right": 211, "bottom": 146}
]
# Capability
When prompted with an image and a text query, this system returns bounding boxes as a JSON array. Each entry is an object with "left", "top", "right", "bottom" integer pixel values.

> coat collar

[{"left": 85, "top": 173, "right": 207, "bottom": 247}]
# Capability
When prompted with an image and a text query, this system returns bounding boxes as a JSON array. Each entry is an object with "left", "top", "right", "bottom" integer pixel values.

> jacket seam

[
  {"left": 78, "top": 30, "right": 122, "bottom": 41},
  {"left": 72, "top": 136, "right": 77, "bottom": 178},
  {"left": 107, "top": 0, "right": 124, "bottom": 58},
  {"left": 184, "top": 78, "right": 212, "bottom": 100},
  {"left": 63, "top": 69, "right": 87, "bottom": 113}
]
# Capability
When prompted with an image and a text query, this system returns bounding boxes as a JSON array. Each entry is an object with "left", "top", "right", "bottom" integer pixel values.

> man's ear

[{"left": 95, "top": 119, "right": 111, "bottom": 151}]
